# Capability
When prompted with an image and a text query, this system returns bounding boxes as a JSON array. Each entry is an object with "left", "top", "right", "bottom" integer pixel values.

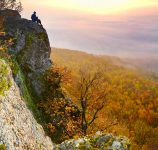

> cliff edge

[{"left": 1, "top": 9, "right": 52, "bottom": 97}]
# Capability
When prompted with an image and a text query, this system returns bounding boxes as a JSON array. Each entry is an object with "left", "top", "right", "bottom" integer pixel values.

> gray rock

[
  {"left": 0, "top": 60, "right": 54, "bottom": 150},
  {"left": 54, "top": 132, "right": 131, "bottom": 150},
  {"left": 0, "top": 9, "right": 52, "bottom": 96}
]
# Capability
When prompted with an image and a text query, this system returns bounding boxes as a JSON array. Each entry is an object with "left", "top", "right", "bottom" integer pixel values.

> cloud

[{"left": 21, "top": 2, "right": 158, "bottom": 58}]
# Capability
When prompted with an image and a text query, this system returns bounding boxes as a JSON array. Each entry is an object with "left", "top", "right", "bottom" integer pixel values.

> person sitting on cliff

[
  {"left": 31, "top": 11, "right": 37, "bottom": 22},
  {"left": 31, "top": 12, "right": 43, "bottom": 28},
  {"left": 36, "top": 17, "right": 43, "bottom": 27}
]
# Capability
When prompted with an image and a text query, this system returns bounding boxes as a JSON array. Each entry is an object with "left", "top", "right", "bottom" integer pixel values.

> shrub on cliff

[{"left": 38, "top": 65, "right": 81, "bottom": 143}]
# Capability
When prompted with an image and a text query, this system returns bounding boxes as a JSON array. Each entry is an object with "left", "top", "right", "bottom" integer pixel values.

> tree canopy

[{"left": 51, "top": 48, "right": 158, "bottom": 149}]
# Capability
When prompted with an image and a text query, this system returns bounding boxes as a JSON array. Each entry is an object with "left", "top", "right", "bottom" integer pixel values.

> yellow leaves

[
  {"left": 73, "top": 135, "right": 80, "bottom": 140},
  {"left": 47, "top": 123, "right": 56, "bottom": 134},
  {"left": 7, "top": 38, "right": 14, "bottom": 45},
  {"left": 65, "top": 106, "right": 71, "bottom": 111},
  {"left": 49, "top": 48, "right": 158, "bottom": 144},
  {"left": 65, "top": 106, "right": 76, "bottom": 113},
  {"left": 47, "top": 123, "right": 53, "bottom": 129},
  {"left": 138, "top": 108, "right": 147, "bottom": 120},
  {"left": 148, "top": 103, "right": 154, "bottom": 110},
  {"left": 0, "top": 32, "right": 15, "bottom": 51},
  {"left": 43, "top": 64, "right": 73, "bottom": 99},
  {"left": 0, "top": 32, "right": 5, "bottom": 36},
  {"left": 39, "top": 96, "right": 81, "bottom": 142}
]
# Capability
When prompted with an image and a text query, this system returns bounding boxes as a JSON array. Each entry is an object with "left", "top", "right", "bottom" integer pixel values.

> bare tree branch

[{"left": 77, "top": 67, "right": 108, "bottom": 135}]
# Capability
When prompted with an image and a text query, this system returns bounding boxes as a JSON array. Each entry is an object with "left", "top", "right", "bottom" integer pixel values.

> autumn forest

[{"left": 39, "top": 48, "right": 158, "bottom": 149}]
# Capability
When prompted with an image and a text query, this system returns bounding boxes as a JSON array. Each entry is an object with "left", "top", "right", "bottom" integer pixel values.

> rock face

[
  {"left": 0, "top": 9, "right": 52, "bottom": 96},
  {"left": 0, "top": 9, "right": 54, "bottom": 149},
  {"left": 0, "top": 60, "right": 54, "bottom": 150},
  {"left": 54, "top": 132, "right": 131, "bottom": 150},
  {"left": 0, "top": 9, "right": 20, "bottom": 30}
]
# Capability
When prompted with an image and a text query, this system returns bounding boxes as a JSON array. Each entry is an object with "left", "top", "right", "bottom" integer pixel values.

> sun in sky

[{"left": 24, "top": 0, "right": 158, "bottom": 14}]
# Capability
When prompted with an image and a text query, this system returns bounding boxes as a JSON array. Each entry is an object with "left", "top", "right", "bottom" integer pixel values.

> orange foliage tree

[
  {"left": 43, "top": 64, "right": 72, "bottom": 99},
  {"left": 39, "top": 65, "right": 81, "bottom": 143}
]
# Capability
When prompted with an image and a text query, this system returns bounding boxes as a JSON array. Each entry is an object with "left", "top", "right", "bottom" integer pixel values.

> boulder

[{"left": 53, "top": 132, "right": 131, "bottom": 150}]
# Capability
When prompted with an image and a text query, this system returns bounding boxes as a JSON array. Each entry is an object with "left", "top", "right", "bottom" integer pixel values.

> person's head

[{"left": 33, "top": 11, "right": 36, "bottom": 14}]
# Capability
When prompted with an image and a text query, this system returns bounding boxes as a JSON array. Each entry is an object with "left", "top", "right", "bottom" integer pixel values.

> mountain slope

[
  {"left": 51, "top": 48, "right": 137, "bottom": 71},
  {"left": 123, "top": 58, "right": 158, "bottom": 75}
]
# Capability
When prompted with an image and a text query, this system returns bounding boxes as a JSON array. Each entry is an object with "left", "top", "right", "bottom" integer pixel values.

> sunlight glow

[{"left": 35, "top": 0, "right": 158, "bottom": 14}]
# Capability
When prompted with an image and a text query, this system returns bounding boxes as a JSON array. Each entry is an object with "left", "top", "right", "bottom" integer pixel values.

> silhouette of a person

[
  {"left": 36, "top": 17, "right": 43, "bottom": 28},
  {"left": 31, "top": 11, "right": 37, "bottom": 22},
  {"left": 31, "top": 12, "right": 43, "bottom": 28},
  {"left": 36, "top": 17, "right": 41, "bottom": 25}
]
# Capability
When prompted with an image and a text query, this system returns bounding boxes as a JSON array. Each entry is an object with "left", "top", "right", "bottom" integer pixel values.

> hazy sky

[{"left": 21, "top": 0, "right": 158, "bottom": 58}]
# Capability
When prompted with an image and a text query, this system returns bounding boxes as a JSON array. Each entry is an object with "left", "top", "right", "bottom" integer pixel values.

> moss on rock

[
  {"left": 0, "top": 59, "right": 12, "bottom": 96},
  {"left": 54, "top": 132, "right": 131, "bottom": 150},
  {"left": 0, "top": 144, "right": 6, "bottom": 150}
]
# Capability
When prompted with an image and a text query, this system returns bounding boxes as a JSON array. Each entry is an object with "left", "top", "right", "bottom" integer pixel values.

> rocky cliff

[
  {"left": 1, "top": 9, "right": 52, "bottom": 97},
  {"left": 0, "top": 9, "right": 130, "bottom": 150},
  {"left": 0, "top": 60, "right": 54, "bottom": 150},
  {"left": 0, "top": 9, "right": 54, "bottom": 150}
]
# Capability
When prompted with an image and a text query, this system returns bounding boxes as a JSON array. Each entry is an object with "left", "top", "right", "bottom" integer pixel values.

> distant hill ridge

[{"left": 51, "top": 48, "right": 158, "bottom": 76}]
